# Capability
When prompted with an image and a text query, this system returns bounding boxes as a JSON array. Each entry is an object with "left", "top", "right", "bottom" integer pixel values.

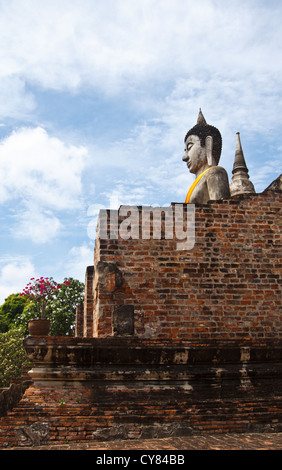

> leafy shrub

[{"left": 0, "top": 329, "right": 31, "bottom": 388}]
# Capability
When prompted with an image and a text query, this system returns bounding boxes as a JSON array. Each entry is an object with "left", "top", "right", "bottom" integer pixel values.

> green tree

[
  {"left": 0, "top": 294, "right": 28, "bottom": 333},
  {"left": 13, "top": 300, "right": 40, "bottom": 335},
  {"left": 47, "top": 277, "right": 84, "bottom": 335},
  {"left": 0, "top": 329, "right": 31, "bottom": 387},
  {"left": 14, "top": 277, "right": 84, "bottom": 336}
]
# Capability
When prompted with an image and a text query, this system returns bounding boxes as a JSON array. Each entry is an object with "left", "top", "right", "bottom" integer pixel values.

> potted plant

[{"left": 20, "top": 277, "right": 70, "bottom": 336}]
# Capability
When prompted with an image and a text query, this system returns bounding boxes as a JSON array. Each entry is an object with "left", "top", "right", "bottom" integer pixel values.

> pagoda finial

[
  {"left": 233, "top": 132, "right": 248, "bottom": 173},
  {"left": 230, "top": 132, "right": 255, "bottom": 196}
]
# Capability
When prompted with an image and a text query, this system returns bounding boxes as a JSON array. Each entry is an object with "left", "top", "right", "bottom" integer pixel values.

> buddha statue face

[{"left": 182, "top": 134, "right": 207, "bottom": 175}]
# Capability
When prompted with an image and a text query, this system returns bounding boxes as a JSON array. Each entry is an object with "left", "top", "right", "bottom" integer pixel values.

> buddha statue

[{"left": 183, "top": 110, "right": 231, "bottom": 204}]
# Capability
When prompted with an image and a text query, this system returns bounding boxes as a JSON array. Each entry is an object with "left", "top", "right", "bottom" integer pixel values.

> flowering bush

[{"left": 20, "top": 277, "right": 70, "bottom": 319}]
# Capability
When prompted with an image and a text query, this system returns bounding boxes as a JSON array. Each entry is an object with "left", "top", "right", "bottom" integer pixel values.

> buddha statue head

[{"left": 183, "top": 109, "right": 222, "bottom": 176}]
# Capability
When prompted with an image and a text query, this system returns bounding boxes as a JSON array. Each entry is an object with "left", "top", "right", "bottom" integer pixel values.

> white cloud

[
  {"left": 0, "top": 126, "right": 86, "bottom": 208},
  {"left": 0, "top": 258, "right": 36, "bottom": 304},
  {"left": 0, "top": 76, "right": 36, "bottom": 120},
  {"left": 66, "top": 243, "right": 93, "bottom": 281},
  {"left": 14, "top": 205, "right": 62, "bottom": 244},
  {"left": 0, "top": 126, "right": 88, "bottom": 242},
  {"left": 0, "top": 0, "right": 281, "bottom": 97},
  {"left": 0, "top": 0, "right": 281, "bottom": 198}
]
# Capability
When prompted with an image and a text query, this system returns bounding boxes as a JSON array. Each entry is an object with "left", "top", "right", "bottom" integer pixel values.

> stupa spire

[
  {"left": 233, "top": 132, "right": 248, "bottom": 173},
  {"left": 230, "top": 132, "right": 255, "bottom": 196}
]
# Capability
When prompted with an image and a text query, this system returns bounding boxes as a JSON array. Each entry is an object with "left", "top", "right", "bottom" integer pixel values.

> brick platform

[{"left": 0, "top": 337, "right": 281, "bottom": 448}]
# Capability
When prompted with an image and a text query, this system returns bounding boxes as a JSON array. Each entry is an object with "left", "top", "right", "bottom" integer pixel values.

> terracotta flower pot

[{"left": 28, "top": 319, "right": 51, "bottom": 337}]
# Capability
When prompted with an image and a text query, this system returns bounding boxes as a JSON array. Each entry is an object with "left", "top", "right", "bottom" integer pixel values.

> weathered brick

[{"left": 77, "top": 191, "right": 281, "bottom": 341}]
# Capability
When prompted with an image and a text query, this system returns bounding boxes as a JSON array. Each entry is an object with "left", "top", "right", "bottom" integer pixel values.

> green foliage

[
  {"left": 0, "top": 294, "right": 28, "bottom": 333},
  {"left": 20, "top": 277, "right": 71, "bottom": 319},
  {"left": 0, "top": 277, "right": 84, "bottom": 387},
  {"left": 47, "top": 277, "right": 84, "bottom": 336},
  {"left": 13, "top": 301, "right": 40, "bottom": 335},
  {"left": 13, "top": 277, "right": 84, "bottom": 336},
  {"left": 0, "top": 329, "right": 31, "bottom": 387}
]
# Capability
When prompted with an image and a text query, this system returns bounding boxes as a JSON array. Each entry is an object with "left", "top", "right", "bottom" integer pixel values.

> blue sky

[{"left": 0, "top": 0, "right": 281, "bottom": 303}]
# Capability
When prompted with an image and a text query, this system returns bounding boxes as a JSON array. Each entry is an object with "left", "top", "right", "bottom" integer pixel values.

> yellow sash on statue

[{"left": 185, "top": 167, "right": 211, "bottom": 203}]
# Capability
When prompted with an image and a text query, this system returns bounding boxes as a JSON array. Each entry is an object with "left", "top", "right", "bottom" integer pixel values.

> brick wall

[
  {"left": 1, "top": 336, "right": 280, "bottom": 446},
  {"left": 82, "top": 189, "right": 281, "bottom": 340}
]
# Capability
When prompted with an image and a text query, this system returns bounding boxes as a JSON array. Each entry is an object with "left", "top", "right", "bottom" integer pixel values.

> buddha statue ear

[{"left": 205, "top": 135, "right": 216, "bottom": 166}]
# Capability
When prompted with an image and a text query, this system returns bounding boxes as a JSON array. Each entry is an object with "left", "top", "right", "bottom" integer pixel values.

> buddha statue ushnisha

[{"left": 183, "top": 110, "right": 230, "bottom": 204}]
